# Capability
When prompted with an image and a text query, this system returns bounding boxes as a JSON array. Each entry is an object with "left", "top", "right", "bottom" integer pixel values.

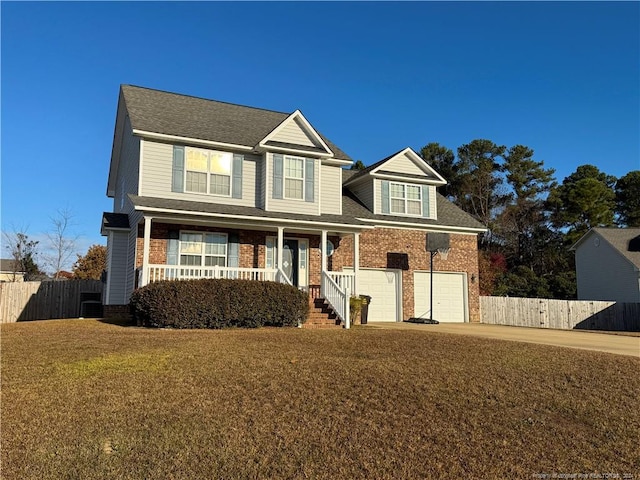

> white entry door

[
  {"left": 345, "top": 268, "right": 400, "bottom": 322},
  {"left": 414, "top": 271, "right": 467, "bottom": 323}
]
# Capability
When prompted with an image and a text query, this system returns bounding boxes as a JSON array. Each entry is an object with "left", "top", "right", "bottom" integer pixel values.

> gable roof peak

[{"left": 344, "top": 146, "right": 446, "bottom": 186}]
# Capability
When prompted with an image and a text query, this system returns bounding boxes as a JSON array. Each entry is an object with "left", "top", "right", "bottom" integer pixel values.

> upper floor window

[
  {"left": 179, "top": 232, "right": 227, "bottom": 266},
  {"left": 185, "top": 147, "right": 232, "bottom": 196},
  {"left": 284, "top": 156, "right": 305, "bottom": 200},
  {"left": 390, "top": 182, "right": 422, "bottom": 216}
]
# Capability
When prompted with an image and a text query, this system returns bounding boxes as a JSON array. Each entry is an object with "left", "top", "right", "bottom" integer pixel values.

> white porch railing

[
  {"left": 327, "top": 272, "right": 355, "bottom": 294},
  {"left": 321, "top": 271, "right": 351, "bottom": 329},
  {"left": 146, "top": 265, "right": 278, "bottom": 283}
]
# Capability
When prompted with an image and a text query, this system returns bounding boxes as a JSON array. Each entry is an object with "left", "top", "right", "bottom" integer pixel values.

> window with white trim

[
  {"left": 390, "top": 182, "right": 422, "bottom": 215},
  {"left": 284, "top": 156, "right": 304, "bottom": 200},
  {"left": 179, "top": 232, "right": 227, "bottom": 266},
  {"left": 185, "top": 147, "right": 232, "bottom": 196}
]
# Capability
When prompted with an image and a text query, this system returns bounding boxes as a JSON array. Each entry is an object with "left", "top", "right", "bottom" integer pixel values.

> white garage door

[
  {"left": 414, "top": 271, "right": 467, "bottom": 323},
  {"left": 344, "top": 268, "right": 400, "bottom": 322}
]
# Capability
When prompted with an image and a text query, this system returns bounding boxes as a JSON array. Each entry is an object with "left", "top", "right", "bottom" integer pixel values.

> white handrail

[
  {"left": 327, "top": 272, "right": 355, "bottom": 295},
  {"left": 146, "top": 265, "right": 278, "bottom": 284},
  {"left": 321, "top": 271, "right": 350, "bottom": 329}
]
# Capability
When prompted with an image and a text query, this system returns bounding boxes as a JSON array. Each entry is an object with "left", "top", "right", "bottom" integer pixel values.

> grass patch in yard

[
  {"left": 1, "top": 319, "right": 639, "bottom": 479},
  {"left": 55, "top": 351, "right": 171, "bottom": 378}
]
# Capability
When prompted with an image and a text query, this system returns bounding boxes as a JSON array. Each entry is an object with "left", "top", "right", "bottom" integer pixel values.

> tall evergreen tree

[
  {"left": 499, "top": 145, "right": 556, "bottom": 268},
  {"left": 615, "top": 170, "right": 640, "bottom": 227},
  {"left": 456, "top": 139, "right": 507, "bottom": 246},
  {"left": 548, "top": 165, "right": 616, "bottom": 244}
]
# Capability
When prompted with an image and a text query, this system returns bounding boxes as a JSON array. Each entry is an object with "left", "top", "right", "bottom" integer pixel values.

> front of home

[{"left": 102, "top": 85, "right": 485, "bottom": 325}]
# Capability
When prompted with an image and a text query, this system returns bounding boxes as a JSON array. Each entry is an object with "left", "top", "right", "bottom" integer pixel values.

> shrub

[{"left": 130, "top": 279, "right": 309, "bottom": 329}]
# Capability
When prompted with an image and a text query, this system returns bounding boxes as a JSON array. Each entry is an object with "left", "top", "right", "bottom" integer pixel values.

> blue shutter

[
  {"left": 305, "top": 158, "right": 314, "bottom": 202},
  {"left": 227, "top": 233, "right": 239, "bottom": 268},
  {"left": 273, "top": 154, "right": 283, "bottom": 199},
  {"left": 381, "top": 180, "right": 390, "bottom": 214},
  {"left": 422, "top": 185, "right": 430, "bottom": 218},
  {"left": 167, "top": 230, "right": 179, "bottom": 265},
  {"left": 232, "top": 154, "right": 243, "bottom": 199},
  {"left": 172, "top": 146, "right": 184, "bottom": 193}
]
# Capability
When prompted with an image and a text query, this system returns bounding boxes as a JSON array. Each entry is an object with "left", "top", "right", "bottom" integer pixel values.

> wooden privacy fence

[
  {"left": 0, "top": 280, "right": 103, "bottom": 323},
  {"left": 480, "top": 296, "right": 640, "bottom": 331}
]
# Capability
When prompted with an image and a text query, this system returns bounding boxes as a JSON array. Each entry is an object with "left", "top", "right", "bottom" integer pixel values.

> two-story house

[{"left": 102, "top": 85, "right": 485, "bottom": 325}]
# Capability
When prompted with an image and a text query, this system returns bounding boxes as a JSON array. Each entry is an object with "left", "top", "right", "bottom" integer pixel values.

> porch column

[
  {"left": 141, "top": 216, "right": 152, "bottom": 286},
  {"left": 277, "top": 227, "right": 284, "bottom": 272},
  {"left": 320, "top": 230, "right": 328, "bottom": 272},
  {"left": 353, "top": 232, "right": 360, "bottom": 296}
]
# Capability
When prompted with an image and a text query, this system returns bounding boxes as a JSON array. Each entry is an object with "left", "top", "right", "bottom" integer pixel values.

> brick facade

[
  {"left": 331, "top": 228, "right": 480, "bottom": 322},
  {"left": 135, "top": 222, "right": 480, "bottom": 323}
]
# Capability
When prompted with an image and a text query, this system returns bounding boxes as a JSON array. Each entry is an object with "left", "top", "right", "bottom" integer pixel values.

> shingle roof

[
  {"left": 102, "top": 212, "right": 130, "bottom": 230},
  {"left": 344, "top": 148, "right": 405, "bottom": 184},
  {"left": 120, "top": 85, "right": 352, "bottom": 161},
  {"left": 128, "top": 195, "right": 369, "bottom": 229},
  {"left": 592, "top": 228, "right": 640, "bottom": 269},
  {"left": 0, "top": 259, "right": 21, "bottom": 272},
  {"left": 342, "top": 191, "right": 486, "bottom": 231}
]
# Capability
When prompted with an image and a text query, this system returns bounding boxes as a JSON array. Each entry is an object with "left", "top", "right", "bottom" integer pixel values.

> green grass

[{"left": 2, "top": 319, "right": 639, "bottom": 479}]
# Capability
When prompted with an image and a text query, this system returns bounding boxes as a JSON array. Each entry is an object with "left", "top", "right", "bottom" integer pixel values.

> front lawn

[{"left": 1, "top": 320, "right": 638, "bottom": 479}]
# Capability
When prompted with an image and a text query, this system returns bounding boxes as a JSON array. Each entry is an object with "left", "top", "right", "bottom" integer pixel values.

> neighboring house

[
  {"left": 571, "top": 227, "right": 640, "bottom": 303},
  {"left": 102, "top": 85, "right": 486, "bottom": 323},
  {"left": 0, "top": 259, "right": 25, "bottom": 282}
]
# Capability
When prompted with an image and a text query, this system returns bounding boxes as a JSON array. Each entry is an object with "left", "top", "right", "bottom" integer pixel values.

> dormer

[
  {"left": 344, "top": 147, "right": 446, "bottom": 220},
  {"left": 256, "top": 110, "right": 351, "bottom": 216}
]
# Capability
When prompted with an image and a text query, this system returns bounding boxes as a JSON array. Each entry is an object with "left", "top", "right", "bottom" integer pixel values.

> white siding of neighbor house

[
  {"left": 385, "top": 152, "right": 427, "bottom": 176},
  {"left": 105, "top": 230, "right": 129, "bottom": 305},
  {"left": 271, "top": 118, "right": 318, "bottom": 147},
  {"left": 114, "top": 116, "right": 140, "bottom": 215},
  {"left": 320, "top": 164, "right": 342, "bottom": 215},
  {"left": 140, "top": 140, "right": 258, "bottom": 207},
  {"left": 349, "top": 178, "right": 374, "bottom": 212},
  {"left": 575, "top": 233, "right": 640, "bottom": 303},
  {"left": 373, "top": 179, "right": 437, "bottom": 218},
  {"left": 266, "top": 153, "right": 320, "bottom": 216}
]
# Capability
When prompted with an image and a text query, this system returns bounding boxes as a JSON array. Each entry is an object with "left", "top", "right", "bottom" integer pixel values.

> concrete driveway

[{"left": 365, "top": 322, "right": 640, "bottom": 357}]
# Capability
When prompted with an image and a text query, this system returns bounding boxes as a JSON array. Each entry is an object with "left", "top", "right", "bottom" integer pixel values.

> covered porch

[{"left": 136, "top": 214, "right": 368, "bottom": 327}]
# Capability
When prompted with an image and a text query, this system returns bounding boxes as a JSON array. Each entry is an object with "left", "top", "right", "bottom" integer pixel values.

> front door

[{"left": 283, "top": 239, "right": 299, "bottom": 287}]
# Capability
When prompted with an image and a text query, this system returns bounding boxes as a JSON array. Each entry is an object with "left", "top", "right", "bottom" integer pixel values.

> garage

[
  {"left": 414, "top": 271, "right": 468, "bottom": 323},
  {"left": 344, "top": 268, "right": 401, "bottom": 322}
]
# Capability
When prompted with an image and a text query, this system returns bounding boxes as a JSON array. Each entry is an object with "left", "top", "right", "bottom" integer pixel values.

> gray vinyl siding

[
  {"left": 320, "top": 164, "right": 342, "bottom": 215},
  {"left": 105, "top": 230, "right": 129, "bottom": 305},
  {"left": 349, "top": 178, "right": 375, "bottom": 212},
  {"left": 266, "top": 153, "right": 320, "bottom": 216},
  {"left": 374, "top": 179, "right": 437, "bottom": 218},
  {"left": 385, "top": 152, "right": 426, "bottom": 176},
  {"left": 140, "top": 140, "right": 258, "bottom": 207},
  {"left": 575, "top": 233, "right": 640, "bottom": 302},
  {"left": 271, "top": 118, "right": 317, "bottom": 147},
  {"left": 124, "top": 211, "right": 142, "bottom": 304},
  {"left": 114, "top": 116, "right": 140, "bottom": 215}
]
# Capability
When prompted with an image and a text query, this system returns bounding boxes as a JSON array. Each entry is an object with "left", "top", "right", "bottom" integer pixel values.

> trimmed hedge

[{"left": 130, "top": 279, "right": 309, "bottom": 329}]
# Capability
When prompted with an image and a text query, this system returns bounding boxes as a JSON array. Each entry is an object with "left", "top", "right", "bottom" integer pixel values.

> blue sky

[{"left": 1, "top": 1, "right": 639, "bottom": 270}]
